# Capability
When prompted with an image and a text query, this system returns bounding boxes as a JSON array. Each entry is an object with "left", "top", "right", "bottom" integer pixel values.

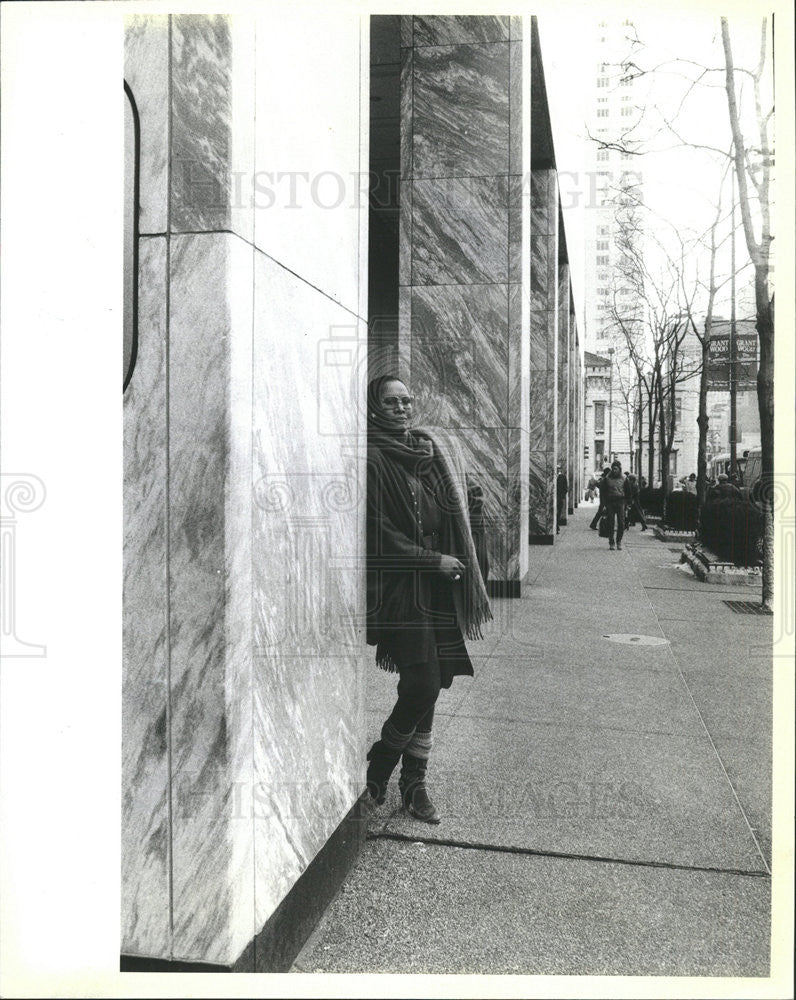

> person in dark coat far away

[
  {"left": 601, "top": 459, "right": 632, "bottom": 550},
  {"left": 556, "top": 465, "right": 568, "bottom": 533},
  {"left": 626, "top": 472, "right": 648, "bottom": 531},
  {"left": 365, "top": 375, "right": 492, "bottom": 824},
  {"left": 589, "top": 466, "right": 611, "bottom": 530}
]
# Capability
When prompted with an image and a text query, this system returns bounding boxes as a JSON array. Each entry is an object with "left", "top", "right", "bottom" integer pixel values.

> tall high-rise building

[{"left": 582, "top": 17, "right": 645, "bottom": 474}]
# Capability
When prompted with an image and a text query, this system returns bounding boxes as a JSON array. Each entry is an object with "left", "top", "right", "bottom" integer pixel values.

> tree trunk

[
  {"left": 647, "top": 393, "right": 656, "bottom": 488},
  {"left": 755, "top": 271, "right": 774, "bottom": 610}
]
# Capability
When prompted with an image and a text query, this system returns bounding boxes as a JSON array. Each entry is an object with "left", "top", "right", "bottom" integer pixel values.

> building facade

[{"left": 123, "top": 13, "right": 583, "bottom": 971}]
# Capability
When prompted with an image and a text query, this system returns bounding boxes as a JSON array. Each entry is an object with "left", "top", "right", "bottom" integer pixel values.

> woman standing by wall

[{"left": 365, "top": 375, "right": 491, "bottom": 823}]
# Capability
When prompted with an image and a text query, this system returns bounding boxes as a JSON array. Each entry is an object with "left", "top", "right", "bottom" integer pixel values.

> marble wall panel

[
  {"left": 228, "top": 15, "right": 256, "bottom": 243},
  {"left": 222, "top": 235, "right": 256, "bottom": 957},
  {"left": 508, "top": 176, "right": 522, "bottom": 283},
  {"left": 125, "top": 16, "right": 169, "bottom": 234},
  {"left": 252, "top": 12, "right": 365, "bottom": 316},
  {"left": 122, "top": 235, "right": 170, "bottom": 957},
  {"left": 251, "top": 252, "right": 365, "bottom": 930},
  {"left": 530, "top": 170, "right": 552, "bottom": 236},
  {"left": 411, "top": 284, "right": 508, "bottom": 429},
  {"left": 412, "top": 43, "right": 509, "bottom": 178},
  {"left": 507, "top": 283, "right": 523, "bottom": 428},
  {"left": 413, "top": 15, "right": 509, "bottom": 46},
  {"left": 398, "top": 285, "right": 412, "bottom": 378},
  {"left": 400, "top": 47, "right": 413, "bottom": 179},
  {"left": 509, "top": 15, "right": 523, "bottom": 41},
  {"left": 400, "top": 14, "right": 413, "bottom": 48},
  {"left": 167, "top": 233, "right": 249, "bottom": 963},
  {"left": 437, "top": 428, "right": 508, "bottom": 581},
  {"left": 506, "top": 427, "right": 529, "bottom": 580},
  {"left": 253, "top": 651, "right": 361, "bottom": 928},
  {"left": 171, "top": 15, "right": 232, "bottom": 234},
  {"left": 528, "top": 449, "right": 554, "bottom": 536},
  {"left": 528, "top": 370, "right": 549, "bottom": 449},
  {"left": 529, "top": 234, "right": 549, "bottom": 316},
  {"left": 509, "top": 40, "right": 522, "bottom": 176},
  {"left": 412, "top": 177, "right": 509, "bottom": 285},
  {"left": 398, "top": 180, "right": 412, "bottom": 287}
]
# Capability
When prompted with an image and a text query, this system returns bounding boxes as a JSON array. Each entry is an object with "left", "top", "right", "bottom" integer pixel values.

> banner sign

[{"left": 707, "top": 333, "right": 758, "bottom": 390}]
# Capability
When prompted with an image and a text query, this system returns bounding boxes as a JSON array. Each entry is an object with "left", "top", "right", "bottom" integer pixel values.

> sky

[{"left": 540, "top": 9, "right": 773, "bottom": 331}]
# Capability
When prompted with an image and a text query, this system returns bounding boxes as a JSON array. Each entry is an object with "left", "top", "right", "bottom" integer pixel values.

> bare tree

[
  {"left": 587, "top": 16, "right": 775, "bottom": 606},
  {"left": 606, "top": 181, "right": 701, "bottom": 495},
  {"left": 721, "top": 17, "right": 775, "bottom": 609}
]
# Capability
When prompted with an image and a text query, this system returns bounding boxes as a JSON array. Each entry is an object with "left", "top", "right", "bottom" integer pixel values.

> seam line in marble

[
  {"left": 368, "top": 833, "right": 771, "bottom": 879},
  {"left": 168, "top": 228, "right": 366, "bottom": 324},
  {"left": 165, "top": 11, "right": 175, "bottom": 960}
]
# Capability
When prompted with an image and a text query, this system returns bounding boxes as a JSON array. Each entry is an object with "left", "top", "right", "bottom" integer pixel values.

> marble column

[
  {"left": 557, "top": 260, "right": 569, "bottom": 526},
  {"left": 123, "top": 12, "right": 368, "bottom": 967},
  {"left": 528, "top": 169, "right": 558, "bottom": 541},
  {"left": 399, "top": 14, "right": 530, "bottom": 592}
]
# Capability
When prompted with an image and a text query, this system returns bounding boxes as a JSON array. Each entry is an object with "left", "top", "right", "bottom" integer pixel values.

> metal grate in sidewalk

[{"left": 722, "top": 600, "right": 773, "bottom": 616}]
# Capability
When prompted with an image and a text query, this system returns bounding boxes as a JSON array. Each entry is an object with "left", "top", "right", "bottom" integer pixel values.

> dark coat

[
  {"left": 366, "top": 431, "right": 479, "bottom": 685},
  {"left": 600, "top": 471, "right": 631, "bottom": 503}
]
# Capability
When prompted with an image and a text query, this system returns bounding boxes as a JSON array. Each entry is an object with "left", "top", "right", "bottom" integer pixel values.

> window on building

[
  {"left": 598, "top": 226, "right": 609, "bottom": 235},
  {"left": 622, "top": 94, "right": 631, "bottom": 101},
  {"left": 597, "top": 150, "right": 609, "bottom": 162},
  {"left": 621, "top": 150, "right": 633, "bottom": 160},
  {"left": 596, "top": 240, "right": 609, "bottom": 250},
  {"left": 670, "top": 450, "right": 678, "bottom": 476},
  {"left": 594, "top": 439, "right": 605, "bottom": 467},
  {"left": 598, "top": 77, "right": 609, "bottom": 88},
  {"left": 594, "top": 403, "right": 606, "bottom": 434},
  {"left": 598, "top": 272, "right": 608, "bottom": 281},
  {"left": 596, "top": 254, "right": 609, "bottom": 264},
  {"left": 597, "top": 109, "right": 609, "bottom": 118},
  {"left": 598, "top": 288, "right": 609, "bottom": 296},
  {"left": 621, "top": 107, "right": 633, "bottom": 117},
  {"left": 598, "top": 96, "right": 608, "bottom": 103}
]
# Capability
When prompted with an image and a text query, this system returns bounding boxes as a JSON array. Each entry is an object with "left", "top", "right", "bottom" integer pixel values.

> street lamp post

[{"left": 608, "top": 347, "right": 614, "bottom": 463}]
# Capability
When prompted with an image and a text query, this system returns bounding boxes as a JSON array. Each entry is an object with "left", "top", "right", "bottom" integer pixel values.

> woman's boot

[
  {"left": 366, "top": 720, "right": 414, "bottom": 804},
  {"left": 399, "top": 731, "right": 440, "bottom": 824}
]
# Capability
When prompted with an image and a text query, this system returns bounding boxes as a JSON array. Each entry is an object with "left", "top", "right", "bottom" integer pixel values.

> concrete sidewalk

[{"left": 293, "top": 502, "right": 772, "bottom": 977}]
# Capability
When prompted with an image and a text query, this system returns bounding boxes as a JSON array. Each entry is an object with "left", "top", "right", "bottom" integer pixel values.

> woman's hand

[{"left": 438, "top": 554, "right": 466, "bottom": 581}]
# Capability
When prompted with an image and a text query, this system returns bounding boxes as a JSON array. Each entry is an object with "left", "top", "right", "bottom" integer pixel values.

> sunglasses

[{"left": 381, "top": 395, "right": 415, "bottom": 408}]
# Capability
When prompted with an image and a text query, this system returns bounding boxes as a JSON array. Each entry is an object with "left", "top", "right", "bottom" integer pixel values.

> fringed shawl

[{"left": 366, "top": 425, "right": 492, "bottom": 667}]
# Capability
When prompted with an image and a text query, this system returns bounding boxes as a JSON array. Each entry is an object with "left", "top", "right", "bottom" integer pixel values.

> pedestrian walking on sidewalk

[
  {"left": 626, "top": 472, "right": 648, "bottom": 531},
  {"left": 556, "top": 465, "right": 568, "bottom": 533},
  {"left": 365, "top": 375, "right": 492, "bottom": 824},
  {"left": 601, "top": 459, "right": 632, "bottom": 550},
  {"left": 589, "top": 466, "right": 611, "bottom": 529}
]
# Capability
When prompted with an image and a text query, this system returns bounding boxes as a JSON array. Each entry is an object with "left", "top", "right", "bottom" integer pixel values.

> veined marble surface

[
  {"left": 411, "top": 283, "right": 508, "bottom": 429},
  {"left": 400, "top": 47, "right": 413, "bottom": 181},
  {"left": 413, "top": 15, "right": 509, "bottom": 46},
  {"left": 124, "top": 16, "right": 169, "bottom": 234},
  {"left": 433, "top": 427, "right": 509, "bottom": 581},
  {"left": 123, "top": 10, "right": 368, "bottom": 968},
  {"left": 252, "top": 11, "right": 365, "bottom": 317},
  {"left": 412, "top": 176, "right": 509, "bottom": 286},
  {"left": 171, "top": 15, "right": 232, "bottom": 234},
  {"left": 167, "top": 232, "right": 254, "bottom": 963},
  {"left": 412, "top": 42, "right": 510, "bottom": 178},
  {"left": 122, "top": 235, "right": 170, "bottom": 957},
  {"left": 509, "top": 40, "right": 523, "bottom": 175},
  {"left": 251, "top": 251, "right": 365, "bottom": 929}
]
